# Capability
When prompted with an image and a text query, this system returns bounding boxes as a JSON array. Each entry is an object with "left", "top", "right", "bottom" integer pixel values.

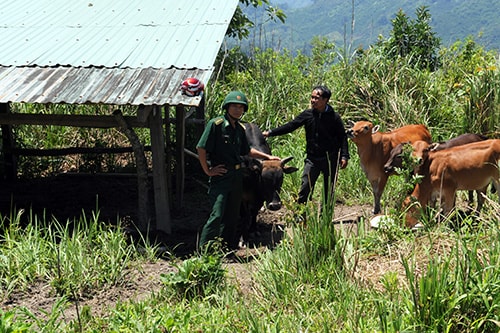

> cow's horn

[{"left": 281, "top": 156, "right": 294, "bottom": 166}]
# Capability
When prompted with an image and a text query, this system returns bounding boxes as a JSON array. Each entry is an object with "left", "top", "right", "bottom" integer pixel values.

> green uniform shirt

[{"left": 197, "top": 114, "right": 250, "bottom": 169}]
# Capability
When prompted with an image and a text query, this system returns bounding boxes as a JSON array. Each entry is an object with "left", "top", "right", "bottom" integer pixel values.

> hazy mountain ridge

[{"left": 245, "top": 0, "right": 500, "bottom": 53}]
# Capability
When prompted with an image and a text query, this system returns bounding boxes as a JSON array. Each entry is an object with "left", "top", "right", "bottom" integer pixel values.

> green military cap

[{"left": 222, "top": 91, "right": 248, "bottom": 112}]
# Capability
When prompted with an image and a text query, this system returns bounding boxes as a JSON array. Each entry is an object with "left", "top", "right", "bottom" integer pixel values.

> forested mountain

[{"left": 241, "top": 0, "right": 500, "bottom": 53}]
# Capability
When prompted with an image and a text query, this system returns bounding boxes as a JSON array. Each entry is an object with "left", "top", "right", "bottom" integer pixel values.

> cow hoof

[
  {"left": 369, "top": 214, "right": 395, "bottom": 229},
  {"left": 411, "top": 223, "right": 424, "bottom": 231}
]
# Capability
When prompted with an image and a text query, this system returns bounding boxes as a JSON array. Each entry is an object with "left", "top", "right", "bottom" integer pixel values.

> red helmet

[{"left": 180, "top": 77, "right": 204, "bottom": 97}]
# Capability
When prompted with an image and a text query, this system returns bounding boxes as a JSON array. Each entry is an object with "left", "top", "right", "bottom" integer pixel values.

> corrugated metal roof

[
  {"left": 0, "top": 66, "right": 209, "bottom": 106},
  {"left": 0, "top": 0, "right": 239, "bottom": 105}
]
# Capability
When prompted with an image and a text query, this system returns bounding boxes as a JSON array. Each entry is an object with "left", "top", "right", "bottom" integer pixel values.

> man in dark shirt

[{"left": 263, "top": 85, "right": 349, "bottom": 204}]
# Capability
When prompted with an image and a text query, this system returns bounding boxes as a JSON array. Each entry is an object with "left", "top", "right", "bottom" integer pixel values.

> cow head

[
  {"left": 345, "top": 120, "right": 379, "bottom": 143},
  {"left": 383, "top": 143, "right": 405, "bottom": 174},
  {"left": 255, "top": 156, "right": 298, "bottom": 211},
  {"left": 409, "top": 141, "right": 431, "bottom": 173},
  {"left": 384, "top": 141, "right": 429, "bottom": 175}
]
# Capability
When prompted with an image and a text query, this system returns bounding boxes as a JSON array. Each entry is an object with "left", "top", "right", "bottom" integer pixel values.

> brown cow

[
  {"left": 403, "top": 139, "right": 500, "bottom": 227},
  {"left": 384, "top": 133, "right": 489, "bottom": 205},
  {"left": 346, "top": 120, "right": 432, "bottom": 214},
  {"left": 384, "top": 133, "right": 488, "bottom": 174}
]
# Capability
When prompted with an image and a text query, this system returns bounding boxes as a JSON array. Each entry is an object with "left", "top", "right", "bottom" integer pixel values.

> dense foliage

[
  {"left": 381, "top": 6, "right": 441, "bottom": 70},
  {"left": 246, "top": 0, "right": 500, "bottom": 54}
]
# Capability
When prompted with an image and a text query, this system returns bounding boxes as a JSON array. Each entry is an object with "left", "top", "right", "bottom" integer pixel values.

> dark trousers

[
  {"left": 298, "top": 152, "right": 340, "bottom": 204},
  {"left": 199, "top": 170, "right": 243, "bottom": 250}
]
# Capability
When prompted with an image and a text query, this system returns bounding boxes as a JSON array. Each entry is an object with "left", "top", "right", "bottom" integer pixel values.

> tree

[
  {"left": 226, "top": 0, "right": 286, "bottom": 40},
  {"left": 384, "top": 6, "right": 441, "bottom": 70}
]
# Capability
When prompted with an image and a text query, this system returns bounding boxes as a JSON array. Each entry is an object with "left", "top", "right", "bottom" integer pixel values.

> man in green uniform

[{"left": 196, "top": 91, "right": 279, "bottom": 251}]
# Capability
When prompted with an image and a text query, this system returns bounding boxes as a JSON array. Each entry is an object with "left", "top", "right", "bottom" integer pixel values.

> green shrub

[{"left": 160, "top": 246, "right": 226, "bottom": 300}]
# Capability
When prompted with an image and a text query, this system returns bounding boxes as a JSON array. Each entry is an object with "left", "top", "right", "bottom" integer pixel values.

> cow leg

[
  {"left": 475, "top": 187, "right": 488, "bottom": 213},
  {"left": 467, "top": 190, "right": 475, "bottom": 207},
  {"left": 439, "top": 188, "right": 457, "bottom": 217},
  {"left": 403, "top": 195, "right": 421, "bottom": 228},
  {"left": 464, "top": 190, "right": 479, "bottom": 214},
  {"left": 239, "top": 202, "right": 252, "bottom": 248},
  {"left": 371, "top": 176, "right": 387, "bottom": 214},
  {"left": 403, "top": 183, "right": 431, "bottom": 228},
  {"left": 494, "top": 179, "right": 500, "bottom": 204}
]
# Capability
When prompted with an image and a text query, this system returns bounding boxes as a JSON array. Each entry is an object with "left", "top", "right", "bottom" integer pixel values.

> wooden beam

[
  {"left": 183, "top": 148, "right": 198, "bottom": 160},
  {"left": 12, "top": 146, "right": 151, "bottom": 157},
  {"left": 0, "top": 112, "right": 201, "bottom": 128},
  {"left": 194, "top": 94, "right": 206, "bottom": 140},
  {"left": 149, "top": 105, "right": 171, "bottom": 234},
  {"left": 0, "top": 113, "right": 147, "bottom": 128},
  {"left": 137, "top": 104, "right": 152, "bottom": 123}
]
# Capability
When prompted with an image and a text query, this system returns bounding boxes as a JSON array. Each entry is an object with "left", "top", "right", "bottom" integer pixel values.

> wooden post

[
  {"left": 175, "top": 105, "right": 186, "bottom": 210},
  {"left": 194, "top": 94, "right": 206, "bottom": 139},
  {"left": 0, "top": 103, "right": 17, "bottom": 180},
  {"left": 164, "top": 105, "right": 172, "bottom": 211},
  {"left": 113, "top": 109, "right": 151, "bottom": 231},
  {"left": 149, "top": 105, "right": 171, "bottom": 234}
]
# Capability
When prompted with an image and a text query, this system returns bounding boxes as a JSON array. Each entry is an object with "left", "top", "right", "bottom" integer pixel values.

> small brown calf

[
  {"left": 403, "top": 139, "right": 500, "bottom": 227},
  {"left": 346, "top": 120, "right": 432, "bottom": 214}
]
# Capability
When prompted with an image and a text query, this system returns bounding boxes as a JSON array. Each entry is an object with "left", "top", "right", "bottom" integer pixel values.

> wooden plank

[
  {"left": 195, "top": 95, "right": 206, "bottom": 140},
  {"left": 12, "top": 146, "right": 152, "bottom": 157},
  {"left": 0, "top": 113, "right": 147, "bottom": 128},
  {"left": 149, "top": 105, "right": 171, "bottom": 234},
  {"left": 0, "top": 112, "right": 202, "bottom": 128}
]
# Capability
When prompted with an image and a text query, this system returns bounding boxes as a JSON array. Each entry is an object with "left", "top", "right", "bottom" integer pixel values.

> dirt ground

[{"left": 0, "top": 173, "right": 375, "bottom": 322}]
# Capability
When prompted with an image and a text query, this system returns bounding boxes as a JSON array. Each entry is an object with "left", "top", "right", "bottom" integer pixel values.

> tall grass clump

[
  {"left": 0, "top": 209, "right": 142, "bottom": 301},
  {"left": 400, "top": 212, "right": 500, "bottom": 332},
  {"left": 462, "top": 66, "right": 500, "bottom": 136},
  {"left": 246, "top": 196, "right": 370, "bottom": 330},
  {"left": 46, "top": 211, "right": 137, "bottom": 298},
  {"left": 0, "top": 308, "right": 32, "bottom": 332},
  {"left": 0, "top": 210, "right": 50, "bottom": 297}
]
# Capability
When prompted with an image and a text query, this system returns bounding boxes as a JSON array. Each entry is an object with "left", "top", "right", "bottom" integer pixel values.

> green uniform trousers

[{"left": 199, "top": 169, "right": 243, "bottom": 250}]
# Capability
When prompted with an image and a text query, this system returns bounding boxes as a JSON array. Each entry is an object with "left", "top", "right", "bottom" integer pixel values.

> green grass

[
  {"left": 0, "top": 209, "right": 155, "bottom": 300},
  {"left": 1, "top": 199, "right": 499, "bottom": 331}
]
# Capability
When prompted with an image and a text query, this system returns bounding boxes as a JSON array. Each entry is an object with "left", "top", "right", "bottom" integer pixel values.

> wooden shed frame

[
  {"left": 0, "top": 1, "right": 239, "bottom": 235},
  {"left": 0, "top": 99, "right": 205, "bottom": 235}
]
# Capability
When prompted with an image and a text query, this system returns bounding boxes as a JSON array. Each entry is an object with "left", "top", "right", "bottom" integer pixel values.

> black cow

[
  {"left": 428, "top": 133, "right": 488, "bottom": 152},
  {"left": 239, "top": 122, "right": 298, "bottom": 246}
]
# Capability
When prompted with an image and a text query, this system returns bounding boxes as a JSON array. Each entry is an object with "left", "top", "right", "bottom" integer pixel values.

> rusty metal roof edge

[{"left": 0, "top": 66, "right": 214, "bottom": 106}]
